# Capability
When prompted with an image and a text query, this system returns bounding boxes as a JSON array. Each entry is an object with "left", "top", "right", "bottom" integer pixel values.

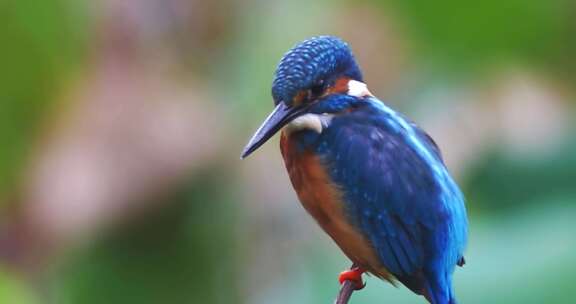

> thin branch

[{"left": 334, "top": 279, "right": 356, "bottom": 304}]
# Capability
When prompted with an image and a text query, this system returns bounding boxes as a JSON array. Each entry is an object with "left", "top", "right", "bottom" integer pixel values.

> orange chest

[
  {"left": 280, "top": 132, "right": 344, "bottom": 226},
  {"left": 279, "top": 132, "right": 389, "bottom": 276}
]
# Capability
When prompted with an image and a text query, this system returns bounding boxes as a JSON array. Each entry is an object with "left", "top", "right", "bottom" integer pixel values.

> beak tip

[
  {"left": 240, "top": 102, "right": 295, "bottom": 161},
  {"left": 240, "top": 147, "right": 251, "bottom": 159}
]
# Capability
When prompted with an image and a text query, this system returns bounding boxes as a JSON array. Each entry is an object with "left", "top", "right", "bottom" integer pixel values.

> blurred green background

[{"left": 0, "top": 0, "right": 575, "bottom": 303}]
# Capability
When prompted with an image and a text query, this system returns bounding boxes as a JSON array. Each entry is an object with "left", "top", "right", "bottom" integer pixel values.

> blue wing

[{"left": 317, "top": 99, "right": 467, "bottom": 298}]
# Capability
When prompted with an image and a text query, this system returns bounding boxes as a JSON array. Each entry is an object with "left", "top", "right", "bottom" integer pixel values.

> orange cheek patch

[
  {"left": 292, "top": 90, "right": 308, "bottom": 106},
  {"left": 324, "top": 76, "right": 351, "bottom": 96}
]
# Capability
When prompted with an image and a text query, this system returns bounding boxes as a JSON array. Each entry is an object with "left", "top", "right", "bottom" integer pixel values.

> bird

[{"left": 241, "top": 36, "right": 468, "bottom": 304}]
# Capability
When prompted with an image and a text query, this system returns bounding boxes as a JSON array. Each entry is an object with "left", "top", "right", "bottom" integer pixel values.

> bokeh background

[{"left": 1, "top": 0, "right": 575, "bottom": 303}]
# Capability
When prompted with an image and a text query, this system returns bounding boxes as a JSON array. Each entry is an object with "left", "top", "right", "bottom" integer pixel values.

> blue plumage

[
  {"left": 306, "top": 95, "right": 468, "bottom": 303},
  {"left": 241, "top": 36, "right": 468, "bottom": 304}
]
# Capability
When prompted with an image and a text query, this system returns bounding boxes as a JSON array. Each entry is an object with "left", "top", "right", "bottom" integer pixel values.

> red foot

[{"left": 338, "top": 266, "right": 366, "bottom": 290}]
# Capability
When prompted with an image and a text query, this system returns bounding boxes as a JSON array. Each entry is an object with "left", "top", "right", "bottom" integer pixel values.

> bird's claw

[{"left": 338, "top": 267, "right": 366, "bottom": 290}]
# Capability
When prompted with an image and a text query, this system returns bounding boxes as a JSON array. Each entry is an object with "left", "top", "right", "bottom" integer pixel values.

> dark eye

[{"left": 307, "top": 81, "right": 325, "bottom": 100}]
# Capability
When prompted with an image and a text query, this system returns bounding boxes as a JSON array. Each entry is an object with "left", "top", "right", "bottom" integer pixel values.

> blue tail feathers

[{"left": 423, "top": 273, "right": 458, "bottom": 304}]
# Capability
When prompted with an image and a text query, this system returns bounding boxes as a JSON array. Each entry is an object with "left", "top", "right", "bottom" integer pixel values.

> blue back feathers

[
  {"left": 271, "top": 36, "right": 362, "bottom": 106},
  {"left": 294, "top": 96, "right": 468, "bottom": 304}
]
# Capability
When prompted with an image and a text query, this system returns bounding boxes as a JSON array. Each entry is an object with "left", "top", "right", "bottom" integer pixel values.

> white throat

[{"left": 284, "top": 113, "right": 333, "bottom": 134}]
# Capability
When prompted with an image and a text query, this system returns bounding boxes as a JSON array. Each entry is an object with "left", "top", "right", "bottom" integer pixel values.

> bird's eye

[
  {"left": 307, "top": 81, "right": 325, "bottom": 101},
  {"left": 293, "top": 81, "right": 326, "bottom": 106}
]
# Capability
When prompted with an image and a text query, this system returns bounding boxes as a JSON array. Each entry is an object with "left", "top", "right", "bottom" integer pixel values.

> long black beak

[{"left": 241, "top": 102, "right": 304, "bottom": 159}]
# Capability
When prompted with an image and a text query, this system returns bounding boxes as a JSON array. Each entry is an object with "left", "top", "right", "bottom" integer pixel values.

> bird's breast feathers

[{"left": 280, "top": 131, "right": 393, "bottom": 280}]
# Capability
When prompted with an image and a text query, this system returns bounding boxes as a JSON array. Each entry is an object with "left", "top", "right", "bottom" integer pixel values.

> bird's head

[{"left": 241, "top": 35, "right": 371, "bottom": 158}]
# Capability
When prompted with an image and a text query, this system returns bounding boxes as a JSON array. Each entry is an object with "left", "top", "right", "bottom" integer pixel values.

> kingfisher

[{"left": 241, "top": 36, "right": 468, "bottom": 304}]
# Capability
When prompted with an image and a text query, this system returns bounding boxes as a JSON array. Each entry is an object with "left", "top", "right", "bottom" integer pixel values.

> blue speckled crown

[{"left": 271, "top": 36, "right": 363, "bottom": 106}]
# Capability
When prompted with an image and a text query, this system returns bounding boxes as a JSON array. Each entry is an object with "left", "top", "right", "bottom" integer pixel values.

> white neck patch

[
  {"left": 347, "top": 80, "right": 371, "bottom": 97},
  {"left": 284, "top": 113, "right": 333, "bottom": 134}
]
